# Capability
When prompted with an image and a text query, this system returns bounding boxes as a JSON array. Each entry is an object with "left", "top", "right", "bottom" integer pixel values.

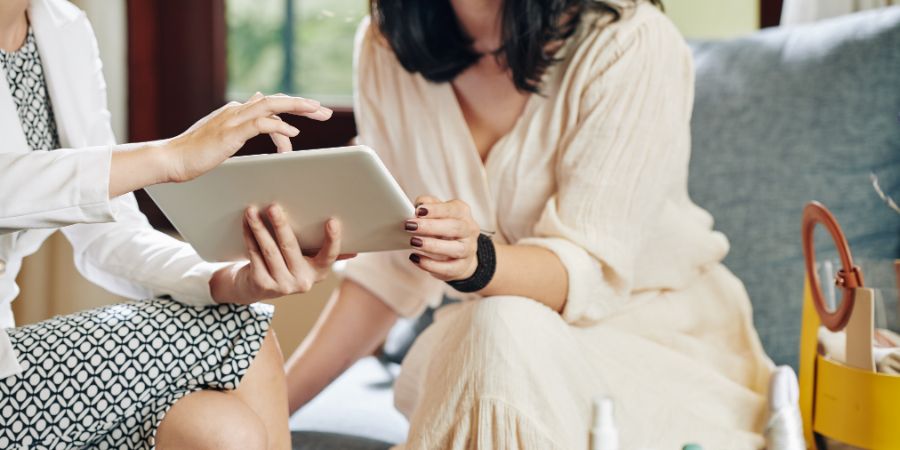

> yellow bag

[{"left": 799, "top": 202, "right": 900, "bottom": 449}]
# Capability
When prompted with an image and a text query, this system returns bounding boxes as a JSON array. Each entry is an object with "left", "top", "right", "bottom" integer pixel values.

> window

[{"left": 226, "top": 0, "right": 367, "bottom": 106}]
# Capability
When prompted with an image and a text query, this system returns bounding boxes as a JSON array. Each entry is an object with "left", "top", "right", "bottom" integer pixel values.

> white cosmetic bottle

[
  {"left": 591, "top": 397, "right": 619, "bottom": 450},
  {"left": 765, "top": 365, "right": 805, "bottom": 450}
]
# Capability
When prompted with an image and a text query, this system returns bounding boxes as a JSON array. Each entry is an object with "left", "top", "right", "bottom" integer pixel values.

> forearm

[
  {"left": 285, "top": 278, "right": 398, "bottom": 413},
  {"left": 108, "top": 140, "right": 172, "bottom": 198},
  {"left": 479, "top": 244, "right": 568, "bottom": 312}
]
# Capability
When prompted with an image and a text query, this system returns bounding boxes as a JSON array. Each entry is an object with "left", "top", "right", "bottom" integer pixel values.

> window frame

[
  {"left": 127, "top": 0, "right": 357, "bottom": 229},
  {"left": 760, "top": 0, "right": 784, "bottom": 28}
]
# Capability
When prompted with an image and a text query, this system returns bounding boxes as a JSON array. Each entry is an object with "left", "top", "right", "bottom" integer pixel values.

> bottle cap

[
  {"left": 591, "top": 396, "right": 618, "bottom": 450},
  {"left": 592, "top": 397, "right": 615, "bottom": 429}
]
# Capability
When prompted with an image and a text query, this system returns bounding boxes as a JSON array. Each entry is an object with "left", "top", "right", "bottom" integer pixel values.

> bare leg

[
  {"left": 285, "top": 280, "right": 397, "bottom": 413},
  {"left": 156, "top": 390, "right": 268, "bottom": 450},
  {"left": 157, "top": 329, "right": 290, "bottom": 450},
  {"left": 231, "top": 328, "right": 291, "bottom": 450}
]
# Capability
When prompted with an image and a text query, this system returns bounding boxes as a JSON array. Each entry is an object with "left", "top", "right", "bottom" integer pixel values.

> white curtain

[{"left": 781, "top": 0, "right": 894, "bottom": 25}]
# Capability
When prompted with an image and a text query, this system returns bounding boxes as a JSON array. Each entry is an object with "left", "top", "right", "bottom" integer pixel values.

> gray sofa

[{"left": 291, "top": 8, "right": 900, "bottom": 449}]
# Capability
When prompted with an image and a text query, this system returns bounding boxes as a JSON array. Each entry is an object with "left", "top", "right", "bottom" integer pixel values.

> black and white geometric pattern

[
  {"left": 0, "top": 27, "right": 61, "bottom": 152},
  {"left": 0, "top": 299, "right": 272, "bottom": 450}
]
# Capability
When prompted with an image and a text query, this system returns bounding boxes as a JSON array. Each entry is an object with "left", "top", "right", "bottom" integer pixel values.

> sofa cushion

[
  {"left": 291, "top": 431, "right": 392, "bottom": 450},
  {"left": 689, "top": 7, "right": 900, "bottom": 366}
]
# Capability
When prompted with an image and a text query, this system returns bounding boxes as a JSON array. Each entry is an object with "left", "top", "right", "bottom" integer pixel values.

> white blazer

[{"left": 0, "top": 0, "right": 226, "bottom": 379}]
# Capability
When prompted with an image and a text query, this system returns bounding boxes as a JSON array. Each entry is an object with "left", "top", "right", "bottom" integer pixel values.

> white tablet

[{"left": 145, "top": 145, "right": 415, "bottom": 262}]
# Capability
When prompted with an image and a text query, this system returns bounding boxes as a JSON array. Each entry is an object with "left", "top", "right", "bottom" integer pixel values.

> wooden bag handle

[{"left": 801, "top": 202, "right": 865, "bottom": 332}]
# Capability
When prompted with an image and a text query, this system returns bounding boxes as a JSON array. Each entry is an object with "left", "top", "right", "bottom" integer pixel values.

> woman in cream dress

[{"left": 286, "top": 0, "right": 774, "bottom": 448}]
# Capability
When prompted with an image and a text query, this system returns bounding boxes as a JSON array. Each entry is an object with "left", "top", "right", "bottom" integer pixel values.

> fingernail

[
  {"left": 404, "top": 221, "right": 418, "bottom": 231},
  {"left": 246, "top": 206, "right": 259, "bottom": 219},
  {"left": 269, "top": 204, "right": 281, "bottom": 217},
  {"left": 409, "top": 253, "right": 420, "bottom": 264},
  {"left": 288, "top": 126, "right": 300, "bottom": 136},
  {"left": 417, "top": 207, "right": 428, "bottom": 217},
  {"left": 327, "top": 219, "right": 338, "bottom": 234},
  {"left": 410, "top": 237, "right": 423, "bottom": 248}
]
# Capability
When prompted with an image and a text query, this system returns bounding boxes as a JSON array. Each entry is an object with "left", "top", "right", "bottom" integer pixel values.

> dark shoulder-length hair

[{"left": 370, "top": 0, "right": 663, "bottom": 93}]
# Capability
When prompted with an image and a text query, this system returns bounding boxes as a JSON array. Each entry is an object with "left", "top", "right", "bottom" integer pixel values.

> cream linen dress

[{"left": 343, "top": 3, "right": 774, "bottom": 449}]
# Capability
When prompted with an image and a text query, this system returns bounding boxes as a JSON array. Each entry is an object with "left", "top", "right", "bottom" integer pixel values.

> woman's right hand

[{"left": 164, "top": 94, "right": 332, "bottom": 183}]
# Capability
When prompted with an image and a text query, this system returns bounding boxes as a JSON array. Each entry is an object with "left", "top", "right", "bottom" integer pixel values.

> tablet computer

[{"left": 145, "top": 145, "right": 414, "bottom": 262}]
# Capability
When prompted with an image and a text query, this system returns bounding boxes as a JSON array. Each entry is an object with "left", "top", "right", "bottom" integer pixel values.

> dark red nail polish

[
  {"left": 409, "top": 253, "right": 421, "bottom": 264},
  {"left": 410, "top": 237, "right": 423, "bottom": 248},
  {"left": 417, "top": 207, "right": 428, "bottom": 217},
  {"left": 404, "top": 221, "right": 418, "bottom": 231}
]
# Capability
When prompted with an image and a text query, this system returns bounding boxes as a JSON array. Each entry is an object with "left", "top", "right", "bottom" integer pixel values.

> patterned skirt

[{"left": 0, "top": 298, "right": 273, "bottom": 450}]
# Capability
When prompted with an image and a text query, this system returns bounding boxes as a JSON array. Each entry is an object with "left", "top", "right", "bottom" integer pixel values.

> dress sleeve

[
  {"left": 342, "top": 18, "right": 446, "bottom": 317},
  {"left": 518, "top": 17, "right": 695, "bottom": 325},
  {"left": 0, "top": 147, "right": 116, "bottom": 234}
]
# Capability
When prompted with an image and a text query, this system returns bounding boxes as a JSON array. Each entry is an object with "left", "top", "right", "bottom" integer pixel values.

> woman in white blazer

[{"left": 0, "top": 0, "right": 340, "bottom": 449}]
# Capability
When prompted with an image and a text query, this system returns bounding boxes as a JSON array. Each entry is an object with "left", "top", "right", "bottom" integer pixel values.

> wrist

[
  {"left": 108, "top": 139, "right": 177, "bottom": 198},
  {"left": 462, "top": 255, "right": 479, "bottom": 280},
  {"left": 153, "top": 138, "right": 185, "bottom": 184},
  {"left": 209, "top": 263, "right": 243, "bottom": 304}
]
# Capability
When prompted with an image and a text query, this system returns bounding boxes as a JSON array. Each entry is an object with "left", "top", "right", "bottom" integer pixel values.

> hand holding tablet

[
  {"left": 207, "top": 204, "right": 351, "bottom": 304},
  {"left": 146, "top": 145, "right": 414, "bottom": 263}
]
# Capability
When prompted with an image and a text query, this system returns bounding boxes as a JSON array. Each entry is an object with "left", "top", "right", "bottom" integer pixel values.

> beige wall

[
  {"left": 13, "top": 233, "right": 123, "bottom": 323},
  {"left": 666, "top": 0, "right": 760, "bottom": 39}
]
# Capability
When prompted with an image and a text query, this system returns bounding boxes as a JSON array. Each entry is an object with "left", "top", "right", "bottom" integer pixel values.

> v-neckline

[
  {"left": 438, "top": 30, "right": 576, "bottom": 176},
  {"left": 442, "top": 80, "right": 537, "bottom": 175},
  {"left": 435, "top": 80, "right": 539, "bottom": 240}
]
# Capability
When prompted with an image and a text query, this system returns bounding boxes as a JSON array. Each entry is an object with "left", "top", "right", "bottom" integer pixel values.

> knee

[
  {"left": 157, "top": 393, "right": 269, "bottom": 450},
  {"left": 434, "top": 297, "right": 566, "bottom": 392},
  {"left": 196, "top": 398, "right": 269, "bottom": 450},
  {"left": 467, "top": 296, "right": 560, "bottom": 337},
  {"left": 225, "top": 421, "right": 269, "bottom": 450}
]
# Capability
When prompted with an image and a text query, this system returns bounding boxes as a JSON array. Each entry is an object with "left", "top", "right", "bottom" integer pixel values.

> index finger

[
  {"left": 266, "top": 204, "right": 305, "bottom": 273},
  {"left": 312, "top": 218, "right": 343, "bottom": 269},
  {"left": 414, "top": 195, "right": 441, "bottom": 208},
  {"left": 415, "top": 199, "right": 469, "bottom": 219},
  {"left": 242, "top": 212, "right": 270, "bottom": 275},
  {"left": 239, "top": 96, "right": 333, "bottom": 123}
]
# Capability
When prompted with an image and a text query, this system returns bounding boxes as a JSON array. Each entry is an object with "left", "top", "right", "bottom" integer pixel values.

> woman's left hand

[{"left": 405, "top": 195, "right": 481, "bottom": 281}]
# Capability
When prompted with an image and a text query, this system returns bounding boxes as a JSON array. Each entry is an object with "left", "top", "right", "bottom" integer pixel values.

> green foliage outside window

[{"left": 227, "top": 0, "right": 366, "bottom": 105}]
